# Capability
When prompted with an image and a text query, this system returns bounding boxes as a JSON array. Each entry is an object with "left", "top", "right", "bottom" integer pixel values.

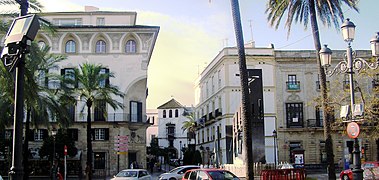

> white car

[
  {"left": 111, "top": 169, "right": 151, "bottom": 180},
  {"left": 158, "top": 165, "right": 199, "bottom": 180}
]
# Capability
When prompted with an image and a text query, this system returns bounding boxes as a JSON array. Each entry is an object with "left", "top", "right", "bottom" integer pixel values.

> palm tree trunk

[
  {"left": 230, "top": 0, "right": 254, "bottom": 179},
  {"left": 309, "top": 0, "right": 336, "bottom": 179},
  {"left": 23, "top": 108, "right": 31, "bottom": 180},
  {"left": 86, "top": 100, "right": 93, "bottom": 180}
]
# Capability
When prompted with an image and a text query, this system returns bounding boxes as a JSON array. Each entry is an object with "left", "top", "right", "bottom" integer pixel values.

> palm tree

[
  {"left": 266, "top": 0, "right": 358, "bottom": 178},
  {"left": 229, "top": 0, "right": 254, "bottom": 179},
  {"left": 182, "top": 113, "right": 197, "bottom": 145},
  {"left": 62, "top": 63, "right": 124, "bottom": 180},
  {"left": 22, "top": 42, "right": 69, "bottom": 179}
]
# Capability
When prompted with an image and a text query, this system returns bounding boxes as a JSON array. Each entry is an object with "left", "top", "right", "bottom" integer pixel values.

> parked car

[
  {"left": 158, "top": 165, "right": 200, "bottom": 180},
  {"left": 340, "top": 161, "right": 379, "bottom": 180},
  {"left": 111, "top": 169, "right": 151, "bottom": 180},
  {"left": 182, "top": 168, "right": 239, "bottom": 180}
]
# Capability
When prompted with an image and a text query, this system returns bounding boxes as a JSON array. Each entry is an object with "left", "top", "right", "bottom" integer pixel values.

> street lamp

[
  {"left": 319, "top": 19, "right": 379, "bottom": 180},
  {"left": 1, "top": 13, "right": 40, "bottom": 180},
  {"left": 272, "top": 130, "right": 277, "bottom": 169},
  {"left": 51, "top": 128, "right": 57, "bottom": 180}
]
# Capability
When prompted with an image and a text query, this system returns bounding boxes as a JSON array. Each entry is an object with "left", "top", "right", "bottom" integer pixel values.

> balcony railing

[
  {"left": 286, "top": 81, "right": 300, "bottom": 91},
  {"left": 73, "top": 113, "right": 149, "bottom": 123}
]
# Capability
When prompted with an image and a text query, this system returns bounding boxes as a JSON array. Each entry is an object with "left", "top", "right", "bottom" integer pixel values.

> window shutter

[
  {"left": 104, "top": 128, "right": 109, "bottom": 140},
  {"left": 29, "top": 130, "right": 35, "bottom": 141},
  {"left": 137, "top": 102, "right": 142, "bottom": 122},
  {"left": 91, "top": 129, "right": 95, "bottom": 141},
  {"left": 105, "top": 68, "right": 110, "bottom": 86},
  {"left": 60, "top": 69, "right": 65, "bottom": 88},
  {"left": 42, "top": 129, "right": 48, "bottom": 140}
]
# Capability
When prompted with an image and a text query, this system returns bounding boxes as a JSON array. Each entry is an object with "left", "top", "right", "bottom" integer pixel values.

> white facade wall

[{"left": 194, "top": 47, "right": 277, "bottom": 165}]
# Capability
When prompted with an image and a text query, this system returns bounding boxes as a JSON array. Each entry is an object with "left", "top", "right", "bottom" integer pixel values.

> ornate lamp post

[
  {"left": 319, "top": 19, "right": 379, "bottom": 180},
  {"left": 273, "top": 130, "right": 277, "bottom": 169}
]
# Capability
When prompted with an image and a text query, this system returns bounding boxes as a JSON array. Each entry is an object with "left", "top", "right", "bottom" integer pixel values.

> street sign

[{"left": 347, "top": 122, "right": 360, "bottom": 139}]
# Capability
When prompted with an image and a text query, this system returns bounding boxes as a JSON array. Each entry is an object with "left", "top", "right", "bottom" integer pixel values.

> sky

[{"left": 37, "top": 0, "right": 379, "bottom": 109}]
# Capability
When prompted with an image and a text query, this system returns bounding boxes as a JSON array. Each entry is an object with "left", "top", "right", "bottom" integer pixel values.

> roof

[{"left": 157, "top": 98, "right": 184, "bottom": 109}]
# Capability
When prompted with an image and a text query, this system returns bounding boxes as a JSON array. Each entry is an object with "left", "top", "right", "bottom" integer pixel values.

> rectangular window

[
  {"left": 67, "top": 129, "right": 78, "bottom": 141},
  {"left": 94, "top": 101, "right": 106, "bottom": 121},
  {"left": 5, "top": 130, "right": 12, "bottom": 140},
  {"left": 130, "top": 101, "right": 142, "bottom": 122},
  {"left": 207, "top": 128, "right": 209, "bottom": 142},
  {"left": 315, "top": 106, "right": 324, "bottom": 127},
  {"left": 96, "top": 17, "right": 105, "bottom": 25},
  {"left": 34, "top": 129, "right": 46, "bottom": 141},
  {"left": 99, "top": 68, "right": 109, "bottom": 88},
  {"left": 61, "top": 68, "right": 77, "bottom": 88},
  {"left": 286, "top": 103, "right": 303, "bottom": 128},
  {"left": 53, "top": 18, "right": 82, "bottom": 26},
  {"left": 93, "top": 128, "right": 109, "bottom": 141},
  {"left": 287, "top": 75, "right": 300, "bottom": 90},
  {"left": 37, "top": 70, "right": 48, "bottom": 87}
]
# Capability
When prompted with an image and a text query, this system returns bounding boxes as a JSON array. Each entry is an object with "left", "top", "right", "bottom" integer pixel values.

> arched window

[
  {"left": 125, "top": 40, "right": 136, "bottom": 53},
  {"left": 175, "top": 109, "right": 179, "bottom": 117},
  {"left": 65, "top": 40, "right": 76, "bottom": 53},
  {"left": 163, "top": 110, "right": 166, "bottom": 118},
  {"left": 96, "top": 40, "right": 106, "bottom": 53},
  {"left": 169, "top": 110, "right": 172, "bottom": 118}
]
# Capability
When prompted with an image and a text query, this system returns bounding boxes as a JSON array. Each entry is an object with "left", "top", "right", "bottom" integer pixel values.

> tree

[
  {"left": 22, "top": 42, "right": 69, "bottom": 179},
  {"left": 266, "top": 0, "right": 358, "bottom": 178},
  {"left": 230, "top": 0, "right": 254, "bottom": 178},
  {"left": 182, "top": 113, "right": 197, "bottom": 145},
  {"left": 62, "top": 63, "right": 124, "bottom": 180},
  {"left": 39, "top": 130, "right": 78, "bottom": 161}
]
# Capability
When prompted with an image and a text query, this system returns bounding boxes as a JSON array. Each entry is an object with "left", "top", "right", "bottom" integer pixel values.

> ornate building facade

[{"left": 0, "top": 6, "right": 159, "bottom": 177}]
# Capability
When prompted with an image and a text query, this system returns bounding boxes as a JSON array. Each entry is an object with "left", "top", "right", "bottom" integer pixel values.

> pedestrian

[
  {"left": 130, "top": 161, "right": 134, "bottom": 169},
  {"left": 149, "top": 161, "right": 154, "bottom": 173},
  {"left": 338, "top": 158, "right": 344, "bottom": 171},
  {"left": 85, "top": 162, "right": 90, "bottom": 180}
]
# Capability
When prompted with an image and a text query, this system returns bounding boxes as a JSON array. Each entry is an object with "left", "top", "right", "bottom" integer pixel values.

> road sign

[{"left": 347, "top": 122, "right": 360, "bottom": 139}]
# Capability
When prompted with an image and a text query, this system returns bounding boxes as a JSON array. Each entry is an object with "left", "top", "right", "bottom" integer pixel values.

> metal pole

[
  {"left": 53, "top": 136, "right": 56, "bottom": 180},
  {"left": 9, "top": 1, "right": 28, "bottom": 179},
  {"left": 9, "top": 57, "right": 25, "bottom": 180},
  {"left": 274, "top": 135, "right": 277, "bottom": 169},
  {"left": 64, "top": 154, "right": 67, "bottom": 180},
  {"left": 347, "top": 44, "right": 363, "bottom": 180}
]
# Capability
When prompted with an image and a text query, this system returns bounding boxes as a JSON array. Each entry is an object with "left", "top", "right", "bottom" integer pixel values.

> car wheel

[
  {"left": 342, "top": 175, "right": 350, "bottom": 180},
  {"left": 169, "top": 178, "right": 176, "bottom": 180}
]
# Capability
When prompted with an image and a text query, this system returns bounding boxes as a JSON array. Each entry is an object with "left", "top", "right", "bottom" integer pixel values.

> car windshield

[
  {"left": 208, "top": 170, "right": 237, "bottom": 180},
  {"left": 169, "top": 167, "right": 182, "bottom": 173},
  {"left": 116, "top": 170, "right": 138, "bottom": 177}
]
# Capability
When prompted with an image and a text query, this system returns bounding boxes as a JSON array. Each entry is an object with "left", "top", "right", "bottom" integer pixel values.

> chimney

[{"left": 84, "top": 6, "right": 99, "bottom": 12}]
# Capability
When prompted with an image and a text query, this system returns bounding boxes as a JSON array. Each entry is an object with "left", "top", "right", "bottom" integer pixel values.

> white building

[
  {"left": 156, "top": 99, "right": 193, "bottom": 160},
  {"left": 146, "top": 109, "right": 158, "bottom": 146},
  {"left": 1, "top": 6, "right": 159, "bottom": 177},
  {"left": 194, "top": 45, "right": 277, "bottom": 166}
]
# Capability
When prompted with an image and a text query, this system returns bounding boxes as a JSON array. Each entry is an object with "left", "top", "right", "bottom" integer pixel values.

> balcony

[
  {"left": 74, "top": 112, "right": 149, "bottom": 124},
  {"left": 286, "top": 81, "right": 300, "bottom": 91},
  {"left": 215, "top": 108, "right": 222, "bottom": 118}
]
